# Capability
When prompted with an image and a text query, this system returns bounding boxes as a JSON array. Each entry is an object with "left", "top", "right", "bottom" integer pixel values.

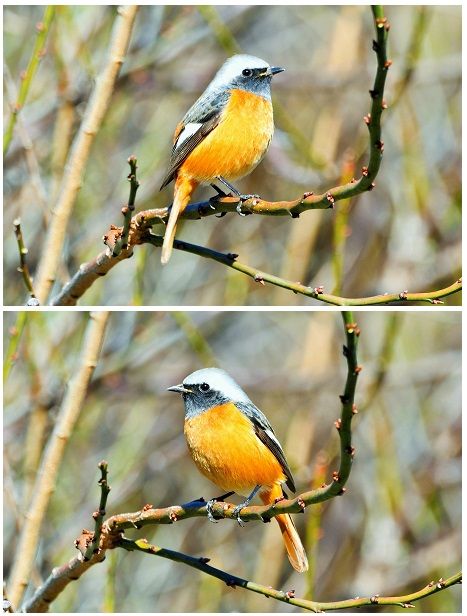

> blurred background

[
  {"left": 4, "top": 310, "right": 461, "bottom": 611},
  {"left": 3, "top": 5, "right": 461, "bottom": 306}
]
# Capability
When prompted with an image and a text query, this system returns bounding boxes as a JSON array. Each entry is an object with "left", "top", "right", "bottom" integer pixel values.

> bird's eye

[
  {"left": 242, "top": 68, "right": 253, "bottom": 77},
  {"left": 200, "top": 382, "right": 210, "bottom": 392}
]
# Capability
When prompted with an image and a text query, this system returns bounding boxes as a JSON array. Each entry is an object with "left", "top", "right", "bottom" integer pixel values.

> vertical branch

[
  {"left": 3, "top": 6, "right": 55, "bottom": 155},
  {"left": 337, "top": 312, "right": 360, "bottom": 488},
  {"left": 33, "top": 6, "right": 139, "bottom": 305},
  {"left": 7, "top": 312, "right": 110, "bottom": 610},
  {"left": 13, "top": 219, "right": 36, "bottom": 301},
  {"left": 332, "top": 153, "right": 355, "bottom": 294},
  {"left": 112, "top": 155, "right": 140, "bottom": 256},
  {"left": 84, "top": 461, "right": 111, "bottom": 560}
]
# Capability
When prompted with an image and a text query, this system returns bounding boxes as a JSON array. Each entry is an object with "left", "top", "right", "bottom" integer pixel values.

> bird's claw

[
  {"left": 232, "top": 504, "right": 246, "bottom": 527},
  {"left": 236, "top": 194, "right": 259, "bottom": 216},
  {"left": 206, "top": 499, "right": 219, "bottom": 523}
]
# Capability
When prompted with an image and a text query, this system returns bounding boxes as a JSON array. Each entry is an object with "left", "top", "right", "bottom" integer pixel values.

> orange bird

[
  {"left": 168, "top": 367, "right": 308, "bottom": 573},
  {"left": 159, "top": 54, "right": 284, "bottom": 264}
]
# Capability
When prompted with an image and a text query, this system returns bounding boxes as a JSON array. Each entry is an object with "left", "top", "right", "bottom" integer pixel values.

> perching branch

[
  {"left": 21, "top": 315, "right": 461, "bottom": 611},
  {"left": 48, "top": 6, "right": 393, "bottom": 305},
  {"left": 33, "top": 5, "right": 139, "bottom": 305},
  {"left": 23, "top": 311, "right": 359, "bottom": 608},
  {"left": 7, "top": 312, "right": 110, "bottom": 611}
]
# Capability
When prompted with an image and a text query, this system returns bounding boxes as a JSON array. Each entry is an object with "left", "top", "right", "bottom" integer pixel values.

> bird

[
  {"left": 159, "top": 54, "right": 284, "bottom": 264},
  {"left": 168, "top": 367, "right": 308, "bottom": 573}
]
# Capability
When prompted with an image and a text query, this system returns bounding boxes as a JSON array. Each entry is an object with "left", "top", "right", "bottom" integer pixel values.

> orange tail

[
  {"left": 161, "top": 175, "right": 198, "bottom": 264},
  {"left": 261, "top": 485, "right": 309, "bottom": 573}
]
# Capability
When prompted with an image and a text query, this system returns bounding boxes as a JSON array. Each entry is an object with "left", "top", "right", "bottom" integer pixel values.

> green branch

[
  {"left": 4, "top": 6, "right": 55, "bottom": 155},
  {"left": 145, "top": 234, "right": 462, "bottom": 306},
  {"left": 119, "top": 538, "right": 461, "bottom": 612}
]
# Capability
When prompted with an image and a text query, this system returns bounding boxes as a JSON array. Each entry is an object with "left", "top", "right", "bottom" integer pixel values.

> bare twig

[
  {"left": 118, "top": 538, "right": 461, "bottom": 613},
  {"left": 52, "top": 224, "right": 462, "bottom": 306},
  {"left": 3, "top": 6, "right": 55, "bottom": 155},
  {"left": 144, "top": 235, "right": 461, "bottom": 307},
  {"left": 33, "top": 5, "right": 139, "bottom": 305},
  {"left": 84, "top": 461, "right": 111, "bottom": 560},
  {"left": 112, "top": 155, "right": 140, "bottom": 256},
  {"left": 13, "top": 219, "right": 36, "bottom": 301},
  {"left": 7, "top": 312, "right": 110, "bottom": 610}
]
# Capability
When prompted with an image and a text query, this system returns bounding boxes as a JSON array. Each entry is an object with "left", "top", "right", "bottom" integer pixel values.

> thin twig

[
  {"left": 7, "top": 312, "right": 110, "bottom": 610},
  {"left": 145, "top": 235, "right": 462, "bottom": 307},
  {"left": 33, "top": 5, "right": 139, "bottom": 305},
  {"left": 112, "top": 155, "right": 139, "bottom": 256},
  {"left": 118, "top": 538, "right": 461, "bottom": 612},
  {"left": 13, "top": 218, "right": 36, "bottom": 300},
  {"left": 84, "top": 461, "right": 111, "bottom": 560},
  {"left": 3, "top": 6, "right": 55, "bottom": 156}
]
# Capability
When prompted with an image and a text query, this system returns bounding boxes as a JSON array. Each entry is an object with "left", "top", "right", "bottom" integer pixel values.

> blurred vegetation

[
  {"left": 3, "top": 5, "right": 461, "bottom": 306},
  {"left": 4, "top": 311, "right": 461, "bottom": 611}
]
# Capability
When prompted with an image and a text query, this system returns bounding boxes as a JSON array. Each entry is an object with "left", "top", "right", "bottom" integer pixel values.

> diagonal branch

[
  {"left": 7, "top": 312, "right": 110, "bottom": 610},
  {"left": 118, "top": 538, "right": 461, "bottom": 613},
  {"left": 33, "top": 5, "right": 139, "bottom": 305},
  {"left": 51, "top": 228, "right": 462, "bottom": 306}
]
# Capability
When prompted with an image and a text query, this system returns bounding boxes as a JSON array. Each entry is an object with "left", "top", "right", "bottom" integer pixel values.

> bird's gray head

[
  {"left": 206, "top": 54, "right": 284, "bottom": 101},
  {"left": 168, "top": 367, "right": 252, "bottom": 418}
]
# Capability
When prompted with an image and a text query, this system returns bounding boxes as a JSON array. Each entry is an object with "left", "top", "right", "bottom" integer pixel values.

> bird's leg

[
  {"left": 215, "top": 176, "right": 259, "bottom": 216},
  {"left": 233, "top": 485, "right": 261, "bottom": 527},
  {"left": 206, "top": 490, "right": 235, "bottom": 523},
  {"left": 216, "top": 176, "right": 241, "bottom": 196}
]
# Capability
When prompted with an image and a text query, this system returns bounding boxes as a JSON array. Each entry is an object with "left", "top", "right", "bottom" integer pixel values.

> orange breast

[
  {"left": 184, "top": 402, "right": 285, "bottom": 496},
  {"left": 181, "top": 89, "right": 274, "bottom": 183}
]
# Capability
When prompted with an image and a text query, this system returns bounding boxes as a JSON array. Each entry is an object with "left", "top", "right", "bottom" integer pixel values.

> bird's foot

[
  {"left": 205, "top": 492, "right": 234, "bottom": 523},
  {"left": 236, "top": 194, "right": 260, "bottom": 216},
  {"left": 206, "top": 499, "right": 220, "bottom": 523},
  {"left": 232, "top": 502, "right": 248, "bottom": 527}
]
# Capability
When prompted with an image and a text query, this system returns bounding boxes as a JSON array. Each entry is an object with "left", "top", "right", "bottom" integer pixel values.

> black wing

[
  {"left": 160, "top": 88, "right": 230, "bottom": 190},
  {"left": 236, "top": 401, "right": 296, "bottom": 493},
  {"left": 160, "top": 112, "right": 221, "bottom": 189}
]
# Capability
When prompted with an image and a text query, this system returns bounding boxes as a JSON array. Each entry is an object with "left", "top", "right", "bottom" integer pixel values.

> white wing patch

[
  {"left": 175, "top": 122, "right": 203, "bottom": 150},
  {"left": 264, "top": 428, "right": 281, "bottom": 450}
]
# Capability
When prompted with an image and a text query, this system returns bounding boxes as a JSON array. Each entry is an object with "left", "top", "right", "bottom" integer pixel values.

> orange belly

[
  {"left": 181, "top": 89, "right": 274, "bottom": 183},
  {"left": 184, "top": 402, "right": 285, "bottom": 496}
]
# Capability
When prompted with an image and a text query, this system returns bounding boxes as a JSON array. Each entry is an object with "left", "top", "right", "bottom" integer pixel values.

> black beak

[
  {"left": 270, "top": 66, "right": 285, "bottom": 76},
  {"left": 167, "top": 384, "right": 192, "bottom": 394}
]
